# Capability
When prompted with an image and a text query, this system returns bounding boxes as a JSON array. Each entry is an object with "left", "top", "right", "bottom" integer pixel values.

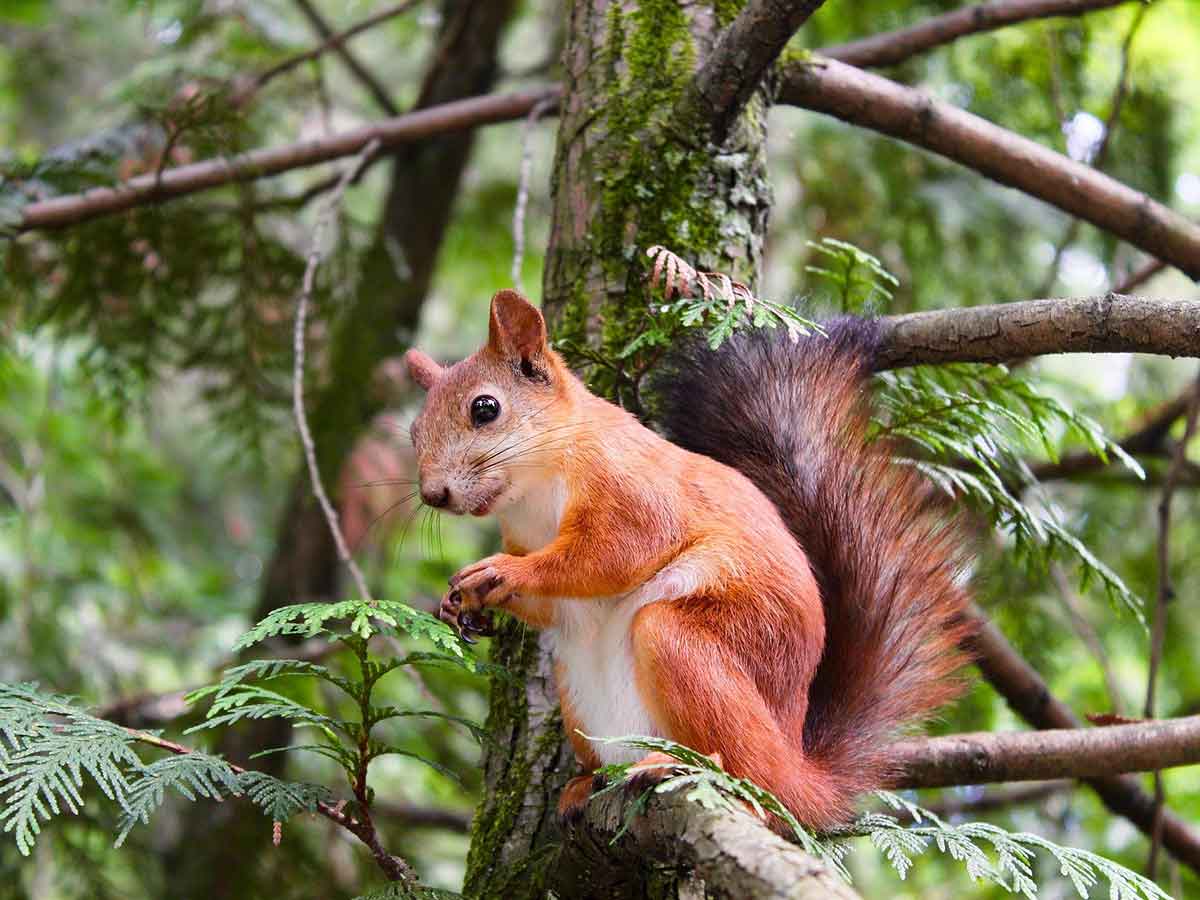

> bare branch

[
  {"left": 291, "top": 0, "right": 402, "bottom": 115},
  {"left": 683, "top": 0, "right": 827, "bottom": 143},
  {"left": 374, "top": 801, "right": 472, "bottom": 833},
  {"left": 558, "top": 787, "right": 861, "bottom": 900},
  {"left": 1114, "top": 258, "right": 1168, "bottom": 293},
  {"left": 292, "top": 139, "right": 382, "bottom": 606},
  {"left": 777, "top": 59, "right": 1200, "bottom": 280},
  {"left": 13, "top": 87, "right": 560, "bottom": 233},
  {"left": 1031, "top": 387, "right": 1195, "bottom": 483},
  {"left": 252, "top": 1, "right": 420, "bottom": 100},
  {"left": 821, "top": 0, "right": 1131, "bottom": 69},
  {"left": 968, "top": 606, "right": 1200, "bottom": 874},
  {"left": 892, "top": 715, "right": 1200, "bottom": 788},
  {"left": 874, "top": 294, "right": 1200, "bottom": 370},
  {"left": 1144, "top": 370, "right": 1200, "bottom": 875}
]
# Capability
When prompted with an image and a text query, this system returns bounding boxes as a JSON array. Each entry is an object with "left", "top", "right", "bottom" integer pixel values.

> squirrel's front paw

[
  {"left": 444, "top": 555, "right": 517, "bottom": 642},
  {"left": 449, "top": 554, "right": 517, "bottom": 608}
]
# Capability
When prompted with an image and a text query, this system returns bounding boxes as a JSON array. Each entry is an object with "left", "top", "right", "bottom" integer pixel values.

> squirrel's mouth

[{"left": 468, "top": 484, "right": 505, "bottom": 517}]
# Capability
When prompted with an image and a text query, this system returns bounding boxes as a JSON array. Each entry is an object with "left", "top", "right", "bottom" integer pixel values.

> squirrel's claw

[{"left": 440, "top": 587, "right": 496, "bottom": 643}]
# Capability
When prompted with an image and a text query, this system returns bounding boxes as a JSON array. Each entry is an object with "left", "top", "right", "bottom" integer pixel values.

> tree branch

[
  {"left": 967, "top": 606, "right": 1200, "bottom": 874},
  {"left": 892, "top": 716, "right": 1200, "bottom": 788},
  {"left": 1144, "top": 370, "right": 1200, "bottom": 875},
  {"left": 558, "top": 787, "right": 861, "bottom": 900},
  {"left": 12, "top": 87, "right": 559, "bottom": 233},
  {"left": 1030, "top": 387, "right": 1195, "bottom": 483},
  {"left": 777, "top": 58, "right": 1200, "bottom": 280},
  {"left": 682, "top": 0, "right": 827, "bottom": 143},
  {"left": 291, "top": 0, "right": 401, "bottom": 115},
  {"left": 250, "top": 1, "right": 420, "bottom": 99},
  {"left": 873, "top": 294, "right": 1200, "bottom": 370},
  {"left": 821, "top": 0, "right": 1132, "bottom": 69}
]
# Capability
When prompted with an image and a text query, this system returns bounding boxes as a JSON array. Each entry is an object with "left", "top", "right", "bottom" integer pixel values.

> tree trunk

[{"left": 463, "top": 4, "right": 840, "bottom": 898}]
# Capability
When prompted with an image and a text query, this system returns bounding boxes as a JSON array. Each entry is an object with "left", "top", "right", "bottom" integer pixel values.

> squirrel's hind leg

[{"left": 630, "top": 599, "right": 851, "bottom": 831}]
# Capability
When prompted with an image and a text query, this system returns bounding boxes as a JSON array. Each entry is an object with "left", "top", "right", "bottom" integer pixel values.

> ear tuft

[
  {"left": 405, "top": 349, "right": 443, "bottom": 391},
  {"left": 488, "top": 290, "right": 548, "bottom": 369}
]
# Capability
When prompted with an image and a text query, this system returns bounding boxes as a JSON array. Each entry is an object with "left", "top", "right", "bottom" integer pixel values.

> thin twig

[
  {"left": 291, "top": 0, "right": 401, "bottom": 116},
  {"left": 251, "top": 1, "right": 421, "bottom": 99},
  {"left": 1050, "top": 563, "right": 1126, "bottom": 715},
  {"left": 1144, "top": 368, "right": 1200, "bottom": 877},
  {"left": 292, "top": 138, "right": 382, "bottom": 606},
  {"left": 510, "top": 97, "right": 555, "bottom": 288},
  {"left": 1035, "top": 2, "right": 1147, "bottom": 295}
]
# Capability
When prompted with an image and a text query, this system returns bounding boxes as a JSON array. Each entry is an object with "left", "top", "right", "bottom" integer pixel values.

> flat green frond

[
  {"left": 0, "top": 684, "right": 143, "bottom": 856},
  {"left": 114, "top": 753, "right": 241, "bottom": 847},
  {"left": 237, "top": 771, "right": 334, "bottom": 822},
  {"left": 185, "top": 685, "right": 341, "bottom": 735}
]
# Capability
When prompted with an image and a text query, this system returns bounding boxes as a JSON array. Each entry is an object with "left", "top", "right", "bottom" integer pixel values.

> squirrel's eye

[{"left": 471, "top": 395, "right": 501, "bottom": 427}]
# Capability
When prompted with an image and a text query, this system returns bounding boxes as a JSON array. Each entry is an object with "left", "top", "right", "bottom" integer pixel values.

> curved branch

[
  {"left": 251, "top": 1, "right": 420, "bottom": 99},
  {"left": 12, "top": 87, "right": 560, "bottom": 233},
  {"left": 558, "top": 787, "right": 861, "bottom": 900},
  {"left": 822, "top": 0, "right": 1131, "bottom": 69},
  {"left": 777, "top": 59, "right": 1200, "bottom": 280},
  {"left": 874, "top": 294, "right": 1200, "bottom": 370},
  {"left": 290, "top": 0, "right": 401, "bottom": 115},
  {"left": 682, "top": 0, "right": 827, "bottom": 143},
  {"left": 893, "top": 716, "right": 1200, "bottom": 788}
]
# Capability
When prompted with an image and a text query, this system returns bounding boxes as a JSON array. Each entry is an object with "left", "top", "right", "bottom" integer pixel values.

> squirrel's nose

[{"left": 421, "top": 484, "right": 451, "bottom": 508}]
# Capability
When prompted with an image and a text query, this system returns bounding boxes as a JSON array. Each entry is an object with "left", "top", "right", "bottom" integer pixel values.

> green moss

[
  {"left": 461, "top": 622, "right": 564, "bottom": 900},
  {"left": 550, "top": 1, "right": 770, "bottom": 403}
]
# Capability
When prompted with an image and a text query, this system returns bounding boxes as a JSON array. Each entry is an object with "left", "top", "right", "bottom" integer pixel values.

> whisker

[{"left": 353, "top": 490, "right": 421, "bottom": 552}]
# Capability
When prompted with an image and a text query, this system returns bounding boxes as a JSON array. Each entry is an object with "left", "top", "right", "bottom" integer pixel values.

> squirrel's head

[{"left": 405, "top": 290, "right": 572, "bottom": 517}]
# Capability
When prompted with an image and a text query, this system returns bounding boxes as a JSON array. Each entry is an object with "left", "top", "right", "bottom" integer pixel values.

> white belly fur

[{"left": 547, "top": 592, "right": 660, "bottom": 766}]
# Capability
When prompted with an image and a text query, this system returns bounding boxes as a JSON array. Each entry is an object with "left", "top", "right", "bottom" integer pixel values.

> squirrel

[{"left": 404, "top": 288, "right": 973, "bottom": 830}]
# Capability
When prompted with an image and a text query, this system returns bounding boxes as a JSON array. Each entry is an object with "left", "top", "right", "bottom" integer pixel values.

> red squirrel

[{"left": 404, "top": 289, "right": 972, "bottom": 830}]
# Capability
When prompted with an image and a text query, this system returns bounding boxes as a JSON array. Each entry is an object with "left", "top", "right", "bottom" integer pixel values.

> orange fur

[{"left": 407, "top": 290, "right": 972, "bottom": 830}]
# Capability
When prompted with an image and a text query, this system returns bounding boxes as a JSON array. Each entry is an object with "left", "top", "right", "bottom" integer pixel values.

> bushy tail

[{"left": 655, "top": 319, "right": 974, "bottom": 805}]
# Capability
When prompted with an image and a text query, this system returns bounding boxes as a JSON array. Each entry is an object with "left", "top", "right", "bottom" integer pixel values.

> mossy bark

[{"left": 464, "top": 2, "right": 776, "bottom": 897}]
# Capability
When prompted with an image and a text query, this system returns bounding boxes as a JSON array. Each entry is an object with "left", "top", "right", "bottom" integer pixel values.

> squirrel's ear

[
  {"left": 487, "top": 289, "right": 549, "bottom": 378},
  {"left": 405, "top": 349, "right": 443, "bottom": 392}
]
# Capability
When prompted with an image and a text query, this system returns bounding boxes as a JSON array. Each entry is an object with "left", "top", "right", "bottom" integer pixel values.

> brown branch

[
  {"left": 682, "top": 0, "right": 828, "bottom": 143},
  {"left": 291, "top": 0, "right": 401, "bottom": 116},
  {"left": 891, "top": 716, "right": 1200, "bottom": 788},
  {"left": 777, "top": 59, "right": 1200, "bottom": 280},
  {"left": 967, "top": 606, "right": 1200, "bottom": 874},
  {"left": 558, "top": 787, "right": 861, "bottom": 900},
  {"left": 873, "top": 294, "right": 1200, "bottom": 370},
  {"left": 1114, "top": 258, "right": 1168, "bottom": 293},
  {"left": 251, "top": 1, "right": 420, "bottom": 100},
  {"left": 821, "top": 0, "right": 1131, "bottom": 69},
  {"left": 1035, "top": 2, "right": 1146, "bottom": 296},
  {"left": 12, "top": 87, "right": 559, "bottom": 234},
  {"left": 1144, "top": 370, "right": 1200, "bottom": 875},
  {"left": 373, "top": 801, "right": 472, "bottom": 833},
  {"left": 1030, "top": 387, "right": 1195, "bottom": 483}
]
